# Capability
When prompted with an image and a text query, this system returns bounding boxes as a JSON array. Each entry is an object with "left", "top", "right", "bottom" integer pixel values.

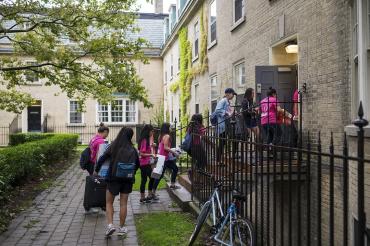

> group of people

[{"left": 84, "top": 123, "right": 181, "bottom": 237}]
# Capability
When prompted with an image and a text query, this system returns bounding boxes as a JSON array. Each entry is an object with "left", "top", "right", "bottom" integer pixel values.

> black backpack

[{"left": 80, "top": 147, "right": 91, "bottom": 170}]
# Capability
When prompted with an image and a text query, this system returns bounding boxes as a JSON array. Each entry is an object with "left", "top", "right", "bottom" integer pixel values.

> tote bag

[{"left": 151, "top": 155, "right": 166, "bottom": 179}]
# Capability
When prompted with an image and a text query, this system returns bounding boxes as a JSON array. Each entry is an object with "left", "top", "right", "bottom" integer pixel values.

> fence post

[
  {"left": 173, "top": 118, "right": 177, "bottom": 148},
  {"left": 353, "top": 102, "right": 368, "bottom": 246}
]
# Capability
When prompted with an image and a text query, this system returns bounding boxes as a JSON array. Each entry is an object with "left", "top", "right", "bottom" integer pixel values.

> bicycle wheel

[
  {"left": 218, "top": 218, "right": 255, "bottom": 246},
  {"left": 188, "top": 200, "right": 212, "bottom": 246}
]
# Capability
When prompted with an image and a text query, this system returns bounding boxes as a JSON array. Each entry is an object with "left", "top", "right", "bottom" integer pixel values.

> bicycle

[{"left": 188, "top": 170, "right": 255, "bottom": 246}]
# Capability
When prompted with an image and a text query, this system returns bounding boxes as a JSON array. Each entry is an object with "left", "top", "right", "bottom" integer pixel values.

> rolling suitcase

[{"left": 83, "top": 175, "right": 106, "bottom": 211}]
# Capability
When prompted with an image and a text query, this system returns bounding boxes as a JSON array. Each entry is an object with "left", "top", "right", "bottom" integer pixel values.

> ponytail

[{"left": 97, "top": 122, "right": 109, "bottom": 133}]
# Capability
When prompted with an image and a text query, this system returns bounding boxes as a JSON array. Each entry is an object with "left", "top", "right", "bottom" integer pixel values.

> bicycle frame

[
  {"left": 209, "top": 186, "right": 224, "bottom": 227},
  {"left": 213, "top": 202, "right": 239, "bottom": 246}
]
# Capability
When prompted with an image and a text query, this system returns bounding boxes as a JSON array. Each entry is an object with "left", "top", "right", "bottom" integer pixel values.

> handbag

[
  {"left": 115, "top": 162, "right": 136, "bottom": 180},
  {"left": 151, "top": 155, "right": 166, "bottom": 179}
]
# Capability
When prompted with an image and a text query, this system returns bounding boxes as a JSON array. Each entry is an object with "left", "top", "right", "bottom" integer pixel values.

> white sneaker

[
  {"left": 117, "top": 226, "right": 128, "bottom": 236},
  {"left": 105, "top": 224, "right": 116, "bottom": 237},
  {"left": 90, "top": 208, "right": 99, "bottom": 213}
]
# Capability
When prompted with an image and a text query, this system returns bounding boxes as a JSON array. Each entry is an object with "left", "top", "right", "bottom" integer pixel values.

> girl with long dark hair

[
  {"left": 242, "top": 88, "right": 260, "bottom": 140},
  {"left": 138, "top": 124, "right": 156, "bottom": 203},
  {"left": 151, "top": 123, "right": 180, "bottom": 200},
  {"left": 95, "top": 127, "right": 140, "bottom": 237},
  {"left": 188, "top": 114, "right": 206, "bottom": 169}
]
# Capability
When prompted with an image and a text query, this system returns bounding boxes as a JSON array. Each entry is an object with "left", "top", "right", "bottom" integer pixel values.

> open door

[{"left": 27, "top": 101, "right": 42, "bottom": 132}]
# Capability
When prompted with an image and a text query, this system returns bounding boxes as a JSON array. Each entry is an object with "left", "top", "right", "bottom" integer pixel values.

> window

[
  {"left": 210, "top": 75, "right": 218, "bottom": 111},
  {"left": 97, "top": 99, "right": 137, "bottom": 124},
  {"left": 233, "top": 0, "right": 245, "bottom": 23},
  {"left": 194, "top": 21, "right": 199, "bottom": 58},
  {"left": 353, "top": 0, "right": 358, "bottom": 57},
  {"left": 69, "top": 101, "right": 83, "bottom": 124},
  {"left": 25, "top": 61, "right": 39, "bottom": 83},
  {"left": 209, "top": 0, "right": 217, "bottom": 44},
  {"left": 194, "top": 84, "right": 200, "bottom": 114},
  {"left": 171, "top": 54, "right": 174, "bottom": 78},
  {"left": 234, "top": 62, "right": 246, "bottom": 86}
]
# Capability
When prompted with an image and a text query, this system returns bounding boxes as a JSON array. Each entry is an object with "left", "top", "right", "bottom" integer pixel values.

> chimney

[{"left": 154, "top": 0, "right": 163, "bottom": 14}]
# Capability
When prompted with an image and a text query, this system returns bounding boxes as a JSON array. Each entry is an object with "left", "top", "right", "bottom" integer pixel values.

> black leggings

[
  {"left": 153, "top": 160, "right": 178, "bottom": 190},
  {"left": 262, "top": 124, "right": 282, "bottom": 145},
  {"left": 140, "top": 165, "right": 154, "bottom": 194}
]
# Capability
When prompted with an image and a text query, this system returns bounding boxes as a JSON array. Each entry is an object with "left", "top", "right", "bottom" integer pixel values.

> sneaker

[
  {"left": 140, "top": 198, "right": 146, "bottom": 204},
  {"left": 149, "top": 194, "right": 159, "bottom": 201},
  {"left": 105, "top": 224, "right": 116, "bottom": 237},
  {"left": 90, "top": 208, "right": 99, "bottom": 213},
  {"left": 117, "top": 226, "right": 128, "bottom": 236}
]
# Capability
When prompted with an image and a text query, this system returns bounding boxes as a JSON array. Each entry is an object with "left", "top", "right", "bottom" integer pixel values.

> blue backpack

[
  {"left": 181, "top": 132, "right": 192, "bottom": 154},
  {"left": 210, "top": 111, "right": 218, "bottom": 126}
]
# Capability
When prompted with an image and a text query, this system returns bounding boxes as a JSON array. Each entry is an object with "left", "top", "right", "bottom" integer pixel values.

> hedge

[
  {"left": 9, "top": 133, "right": 55, "bottom": 146},
  {"left": 0, "top": 134, "right": 78, "bottom": 203}
]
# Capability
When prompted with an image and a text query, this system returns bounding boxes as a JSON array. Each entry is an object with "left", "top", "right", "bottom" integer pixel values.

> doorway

[{"left": 27, "top": 101, "right": 42, "bottom": 132}]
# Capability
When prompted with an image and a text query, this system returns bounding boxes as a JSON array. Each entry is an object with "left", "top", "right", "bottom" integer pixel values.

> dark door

[
  {"left": 28, "top": 106, "right": 42, "bottom": 131},
  {"left": 255, "top": 65, "right": 297, "bottom": 111}
]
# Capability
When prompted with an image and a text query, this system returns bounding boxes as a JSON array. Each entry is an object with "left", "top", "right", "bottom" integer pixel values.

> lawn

[
  {"left": 133, "top": 169, "right": 166, "bottom": 191},
  {"left": 135, "top": 212, "right": 207, "bottom": 246}
]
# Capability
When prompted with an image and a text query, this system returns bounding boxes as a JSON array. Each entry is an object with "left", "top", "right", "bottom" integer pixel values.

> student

[
  {"left": 260, "top": 87, "right": 292, "bottom": 145},
  {"left": 215, "top": 88, "right": 237, "bottom": 162},
  {"left": 88, "top": 123, "right": 109, "bottom": 175},
  {"left": 94, "top": 127, "right": 140, "bottom": 237},
  {"left": 138, "top": 124, "right": 156, "bottom": 203},
  {"left": 151, "top": 123, "right": 180, "bottom": 199},
  {"left": 188, "top": 114, "right": 206, "bottom": 169},
  {"left": 242, "top": 88, "right": 260, "bottom": 140}
]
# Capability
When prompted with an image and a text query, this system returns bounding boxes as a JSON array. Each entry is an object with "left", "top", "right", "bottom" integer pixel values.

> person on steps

[
  {"left": 94, "top": 127, "right": 140, "bottom": 237},
  {"left": 138, "top": 124, "right": 156, "bottom": 204},
  {"left": 151, "top": 123, "right": 180, "bottom": 200}
]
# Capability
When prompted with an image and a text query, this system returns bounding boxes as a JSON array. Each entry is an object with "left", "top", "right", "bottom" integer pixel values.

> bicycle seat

[{"left": 232, "top": 191, "right": 246, "bottom": 202}]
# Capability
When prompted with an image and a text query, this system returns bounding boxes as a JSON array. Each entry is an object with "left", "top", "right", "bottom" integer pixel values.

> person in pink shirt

[
  {"left": 138, "top": 124, "right": 156, "bottom": 203},
  {"left": 88, "top": 123, "right": 109, "bottom": 175},
  {"left": 260, "top": 87, "right": 292, "bottom": 145}
]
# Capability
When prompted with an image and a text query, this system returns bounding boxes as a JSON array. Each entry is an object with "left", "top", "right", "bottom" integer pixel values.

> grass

[
  {"left": 135, "top": 212, "right": 207, "bottom": 246},
  {"left": 76, "top": 144, "right": 88, "bottom": 153},
  {"left": 133, "top": 169, "right": 166, "bottom": 191}
]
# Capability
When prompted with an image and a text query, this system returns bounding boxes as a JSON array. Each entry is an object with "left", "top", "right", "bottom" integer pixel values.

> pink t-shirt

[
  {"left": 89, "top": 134, "right": 105, "bottom": 163},
  {"left": 260, "top": 96, "right": 278, "bottom": 125},
  {"left": 293, "top": 89, "right": 299, "bottom": 116},
  {"left": 139, "top": 139, "right": 151, "bottom": 166}
]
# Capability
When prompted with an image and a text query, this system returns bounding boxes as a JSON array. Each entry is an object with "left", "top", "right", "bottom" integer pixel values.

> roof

[{"left": 0, "top": 12, "right": 168, "bottom": 53}]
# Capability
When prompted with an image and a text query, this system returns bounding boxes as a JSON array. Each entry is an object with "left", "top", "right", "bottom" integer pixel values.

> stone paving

[{"left": 0, "top": 163, "right": 182, "bottom": 246}]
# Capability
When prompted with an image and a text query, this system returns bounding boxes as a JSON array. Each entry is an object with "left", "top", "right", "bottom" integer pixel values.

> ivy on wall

[{"left": 169, "top": 6, "right": 208, "bottom": 129}]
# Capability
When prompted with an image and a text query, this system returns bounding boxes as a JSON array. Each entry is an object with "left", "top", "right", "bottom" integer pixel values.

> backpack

[
  {"left": 210, "top": 111, "right": 218, "bottom": 126},
  {"left": 181, "top": 132, "right": 192, "bottom": 154},
  {"left": 80, "top": 147, "right": 91, "bottom": 170},
  {"left": 111, "top": 147, "right": 138, "bottom": 182}
]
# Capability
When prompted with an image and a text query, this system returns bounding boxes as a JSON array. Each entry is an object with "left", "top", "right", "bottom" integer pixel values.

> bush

[
  {"left": 9, "top": 133, "right": 55, "bottom": 146},
  {"left": 0, "top": 134, "right": 78, "bottom": 204}
]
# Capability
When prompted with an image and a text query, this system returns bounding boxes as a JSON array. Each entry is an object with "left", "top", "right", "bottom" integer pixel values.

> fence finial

[{"left": 353, "top": 101, "right": 368, "bottom": 128}]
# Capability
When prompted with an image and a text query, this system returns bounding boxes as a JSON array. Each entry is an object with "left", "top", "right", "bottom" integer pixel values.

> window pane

[
  {"left": 111, "top": 100, "right": 123, "bottom": 122},
  {"left": 195, "top": 84, "right": 199, "bottom": 102},
  {"left": 234, "top": 0, "right": 243, "bottom": 22},
  {"left": 69, "top": 101, "right": 82, "bottom": 124},
  {"left": 210, "top": 0, "right": 217, "bottom": 42},
  {"left": 126, "top": 100, "right": 136, "bottom": 123},
  {"left": 194, "top": 22, "right": 199, "bottom": 57},
  {"left": 98, "top": 104, "right": 109, "bottom": 123},
  {"left": 211, "top": 76, "right": 218, "bottom": 99},
  {"left": 25, "top": 62, "right": 39, "bottom": 82},
  {"left": 235, "top": 63, "right": 246, "bottom": 86}
]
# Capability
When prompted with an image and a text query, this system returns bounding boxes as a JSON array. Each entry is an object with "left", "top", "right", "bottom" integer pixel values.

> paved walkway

[{"left": 0, "top": 163, "right": 181, "bottom": 246}]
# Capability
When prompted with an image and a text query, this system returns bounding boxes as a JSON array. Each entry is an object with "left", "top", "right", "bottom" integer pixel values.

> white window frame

[
  {"left": 209, "top": 0, "right": 217, "bottom": 47},
  {"left": 194, "top": 83, "right": 200, "bottom": 114},
  {"left": 170, "top": 54, "right": 174, "bottom": 79},
  {"left": 24, "top": 61, "right": 41, "bottom": 85},
  {"left": 234, "top": 61, "right": 246, "bottom": 87},
  {"left": 233, "top": 0, "right": 245, "bottom": 25},
  {"left": 210, "top": 74, "right": 218, "bottom": 101},
  {"left": 193, "top": 21, "right": 200, "bottom": 60},
  {"left": 67, "top": 100, "right": 84, "bottom": 125},
  {"left": 96, "top": 98, "right": 138, "bottom": 125}
]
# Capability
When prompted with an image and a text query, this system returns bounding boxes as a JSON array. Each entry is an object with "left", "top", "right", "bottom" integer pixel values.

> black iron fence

[{"left": 184, "top": 102, "right": 369, "bottom": 246}]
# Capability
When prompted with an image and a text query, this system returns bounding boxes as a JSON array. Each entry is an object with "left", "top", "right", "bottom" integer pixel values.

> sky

[{"left": 137, "top": 0, "right": 176, "bottom": 13}]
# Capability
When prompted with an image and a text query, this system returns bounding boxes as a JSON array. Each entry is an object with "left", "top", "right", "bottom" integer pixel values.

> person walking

[
  {"left": 215, "top": 88, "right": 237, "bottom": 162},
  {"left": 151, "top": 123, "right": 180, "bottom": 200},
  {"left": 87, "top": 123, "right": 109, "bottom": 175},
  {"left": 242, "top": 88, "right": 260, "bottom": 141},
  {"left": 94, "top": 127, "right": 140, "bottom": 237},
  {"left": 138, "top": 124, "right": 156, "bottom": 203},
  {"left": 260, "top": 87, "right": 292, "bottom": 146},
  {"left": 188, "top": 114, "right": 207, "bottom": 169}
]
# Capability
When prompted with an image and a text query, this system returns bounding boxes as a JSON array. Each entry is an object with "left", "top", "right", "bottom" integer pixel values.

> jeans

[
  {"left": 152, "top": 160, "right": 178, "bottom": 190},
  {"left": 262, "top": 124, "right": 282, "bottom": 145},
  {"left": 140, "top": 165, "right": 154, "bottom": 194}
]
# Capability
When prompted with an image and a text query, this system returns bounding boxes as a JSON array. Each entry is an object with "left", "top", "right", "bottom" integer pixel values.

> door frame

[{"left": 22, "top": 100, "right": 43, "bottom": 133}]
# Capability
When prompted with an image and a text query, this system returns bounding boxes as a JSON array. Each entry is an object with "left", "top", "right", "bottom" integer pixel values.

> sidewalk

[{"left": 0, "top": 163, "right": 181, "bottom": 246}]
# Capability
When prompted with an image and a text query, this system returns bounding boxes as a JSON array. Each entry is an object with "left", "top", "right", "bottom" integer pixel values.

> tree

[{"left": 0, "top": 0, "right": 152, "bottom": 113}]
